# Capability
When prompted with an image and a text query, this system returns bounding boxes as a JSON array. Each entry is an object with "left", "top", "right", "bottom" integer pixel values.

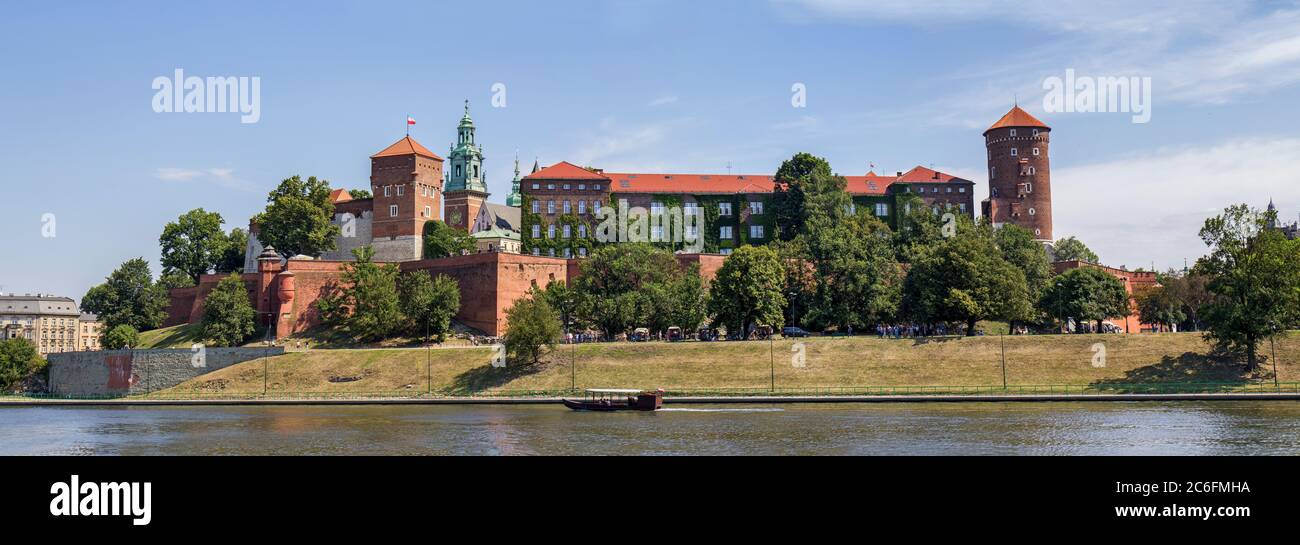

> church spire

[
  {"left": 506, "top": 151, "right": 523, "bottom": 207},
  {"left": 446, "top": 99, "right": 486, "bottom": 194}
]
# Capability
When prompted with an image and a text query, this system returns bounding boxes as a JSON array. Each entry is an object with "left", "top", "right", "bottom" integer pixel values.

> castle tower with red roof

[
  {"left": 369, "top": 134, "right": 444, "bottom": 261},
  {"left": 981, "top": 105, "right": 1052, "bottom": 242}
]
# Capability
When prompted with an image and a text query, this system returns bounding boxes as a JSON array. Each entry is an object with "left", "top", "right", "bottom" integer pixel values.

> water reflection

[{"left": 1, "top": 402, "right": 1298, "bottom": 455}]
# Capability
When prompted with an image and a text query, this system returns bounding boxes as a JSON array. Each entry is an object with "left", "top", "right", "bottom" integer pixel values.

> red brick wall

[
  {"left": 1052, "top": 260, "right": 1160, "bottom": 333},
  {"left": 164, "top": 287, "right": 197, "bottom": 327},
  {"left": 986, "top": 126, "right": 1052, "bottom": 240}
]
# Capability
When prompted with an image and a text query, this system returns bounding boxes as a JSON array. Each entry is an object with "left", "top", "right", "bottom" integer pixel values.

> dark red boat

[{"left": 563, "top": 388, "right": 664, "bottom": 411}]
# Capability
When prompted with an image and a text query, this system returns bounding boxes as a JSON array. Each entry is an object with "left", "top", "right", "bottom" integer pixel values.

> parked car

[
  {"left": 629, "top": 327, "right": 651, "bottom": 342},
  {"left": 782, "top": 326, "right": 811, "bottom": 338}
]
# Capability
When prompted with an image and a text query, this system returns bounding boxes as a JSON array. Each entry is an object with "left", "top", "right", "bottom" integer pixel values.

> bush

[
  {"left": 504, "top": 295, "right": 563, "bottom": 366},
  {"left": 201, "top": 273, "right": 257, "bottom": 346},
  {"left": 0, "top": 338, "right": 46, "bottom": 391},
  {"left": 104, "top": 324, "right": 140, "bottom": 349}
]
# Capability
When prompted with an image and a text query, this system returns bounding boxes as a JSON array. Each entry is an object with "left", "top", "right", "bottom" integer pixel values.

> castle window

[
  {"left": 720, "top": 226, "right": 732, "bottom": 240},
  {"left": 424, "top": 206, "right": 431, "bottom": 217},
  {"left": 389, "top": 205, "right": 398, "bottom": 217},
  {"left": 532, "top": 225, "right": 540, "bottom": 238},
  {"left": 651, "top": 201, "right": 664, "bottom": 214},
  {"left": 593, "top": 201, "right": 601, "bottom": 214},
  {"left": 1010, "top": 148, "right": 1018, "bottom": 156},
  {"left": 548, "top": 248, "right": 555, "bottom": 257},
  {"left": 1035, "top": 229, "right": 1041, "bottom": 236},
  {"left": 1028, "top": 208, "right": 1036, "bottom": 216},
  {"left": 397, "top": 185, "right": 404, "bottom": 196},
  {"left": 578, "top": 201, "right": 586, "bottom": 214},
  {"left": 547, "top": 184, "right": 555, "bottom": 190},
  {"left": 946, "top": 187, "right": 952, "bottom": 193},
  {"left": 1032, "top": 129, "right": 1039, "bottom": 136},
  {"left": 564, "top": 248, "right": 572, "bottom": 258},
  {"left": 578, "top": 247, "right": 587, "bottom": 257},
  {"left": 720, "top": 248, "right": 732, "bottom": 256},
  {"left": 547, "top": 200, "right": 555, "bottom": 214},
  {"left": 563, "top": 201, "right": 571, "bottom": 214},
  {"left": 749, "top": 225, "right": 764, "bottom": 239},
  {"left": 959, "top": 203, "right": 967, "bottom": 212},
  {"left": 579, "top": 184, "right": 586, "bottom": 190},
  {"left": 686, "top": 225, "right": 698, "bottom": 239},
  {"left": 651, "top": 225, "right": 664, "bottom": 241},
  {"left": 959, "top": 187, "right": 966, "bottom": 193},
  {"left": 578, "top": 224, "right": 587, "bottom": 237},
  {"left": 1010, "top": 129, "right": 1017, "bottom": 136},
  {"left": 875, "top": 203, "right": 888, "bottom": 217},
  {"left": 749, "top": 201, "right": 763, "bottom": 214},
  {"left": 533, "top": 248, "right": 540, "bottom": 256},
  {"left": 531, "top": 200, "right": 540, "bottom": 213},
  {"left": 532, "top": 183, "right": 539, "bottom": 190},
  {"left": 548, "top": 224, "right": 556, "bottom": 238},
  {"left": 563, "top": 225, "right": 571, "bottom": 238},
  {"left": 384, "top": 186, "right": 391, "bottom": 197},
  {"left": 455, "top": 165, "right": 462, "bottom": 178},
  {"left": 1032, "top": 147, "right": 1040, "bottom": 156},
  {"left": 594, "top": 184, "right": 601, "bottom": 190},
  {"left": 719, "top": 202, "right": 732, "bottom": 216}
]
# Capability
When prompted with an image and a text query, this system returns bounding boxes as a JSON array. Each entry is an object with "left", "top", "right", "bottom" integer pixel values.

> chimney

[
  {"left": 896, "top": 171, "right": 903, "bottom": 177},
  {"left": 933, "top": 171, "right": 940, "bottom": 179}
]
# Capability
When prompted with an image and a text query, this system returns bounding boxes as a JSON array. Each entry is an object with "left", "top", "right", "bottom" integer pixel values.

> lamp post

[
  {"left": 769, "top": 329, "right": 775, "bottom": 393},
  {"left": 1271, "top": 336, "right": 1279, "bottom": 391},
  {"left": 1000, "top": 334, "right": 1007, "bottom": 390},
  {"left": 426, "top": 317, "right": 432, "bottom": 395}
]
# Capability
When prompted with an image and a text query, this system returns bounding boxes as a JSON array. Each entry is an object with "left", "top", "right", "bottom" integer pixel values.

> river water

[{"left": 2, "top": 401, "right": 1299, "bottom": 455}]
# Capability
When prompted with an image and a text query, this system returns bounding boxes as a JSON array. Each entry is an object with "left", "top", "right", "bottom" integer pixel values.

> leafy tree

[
  {"left": 1039, "top": 267, "right": 1130, "bottom": 333},
  {"left": 255, "top": 175, "right": 339, "bottom": 259},
  {"left": 573, "top": 243, "right": 685, "bottom": 338},
  {"left": 1195, "top": 204, "right": 1300, "bottom": 370},
  {"left": 771, "top": 153, "right": 843, "bottom": 240},
  {"left": 159, "top": 208, "right": 231, "bottom": 282},
  {"left": 317, "top": 246, "right": 403, "bottom": 342},
  {"left": 347, "top": 188, "right": 372, "bottom": 200},
  {"left": 422, "top": 220, "right": 476, "bottom": 258},
  {"left": 81, "top": 258, "right": 168, "bottom": 332},
  {"left": 201, "top": 273, "right": 256, "bottom": 346},
  {"left": 504, "top": 294, "right": 563, "bottom": 365},
  {"left": 769, "top": 237, "right": 816, "bottom": 328},
  {"left": 0, "top": 338, "right": 45, "bottom": 391},
  {"left": 708, "top": 245, "right": 787, "bottom": 335},
  {"left": 892, "top": 193, "right": 958, "bottom": 263},
  {"left": 1160, "top": 270, "right": 1213, "bottom": 331},
  {"left": 805, "top": 210, "right": 902, "bottom": 331},
  {"left": 398, "top": 271, "right": 461, "bottom": 342},
  {"left": 536, "top": 281, "right": 582, "bottom": 333},
  {"left": 995, "top": 224, "right": 1054, "bottom": 327},
  {"left": 216, "top": 227, "right": 248, "bottom": 273},
  {"left": 157, "top": 271, "right": 196, "bottom": 291},
  {"left": 1052, "top": 236, "right": 1099, "bottom": 263},
  {"left": 903, "top": 229, "right": 1034, "bottom": 336},
  {"left": 1135, "top": 285, "right": 1186, "bottom": 332},
  {"left": 103, "top": 324, "right": 140, "bottom": 350}
]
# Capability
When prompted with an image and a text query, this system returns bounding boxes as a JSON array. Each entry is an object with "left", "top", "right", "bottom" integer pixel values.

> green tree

[
  {"left": 504, "top": 294, "right": 563, "bottom": 365},
  {"left": 769, "top": 236, "right": 816, "bottom": 328},
  {"left": 771, "top": 153, "right": 843, "bottom": 240},
  {"left": 317, "top": 246, "right": 403, "bottom": 342},
  {"left": 1159, "top": 270, "right": 1213, "bottom": 331},
  {"left": 0, "top": 338, "right": 45, "bottom": 391},
  {"left": 573, "top": 243, "right": 684, "bottom": 338},
  {"left": 80, "top": 258, "right": 168, "bottom": 332},
  {"left": 995, "top": 224, "right": 1054, "bottom": 327},
  {"left": 422, "top": 220, "right": 476, "bottom": 258},
  {"left": 157, "top": 271, "right": 196, "bottom": 291},
  {"left": 1135, "top": 285, "right": 1186, "bottom": 332},
  {"left": 1195, "top": 204, "right": 1300, "bottom": 370},
  {"left": 536, "top": 281, "right": 582, "bottom": 333},
  {"left": 1052, "top": 236, "right": 1099, "bottom": 263},
  {"left": 805, "top": 210, "right": 902, "bottom": 331},
  {"left": 216, "top": 227, "right": 248, "bottom": 273},
  {"left": 103, "top": 324, "right": 140, "bottom": 349},
  {"left": 1039, "top": 267, "right": 1131, "bottom": 333},
  {"left": 903, "top": 229, "right": 1034, "bottom": 336},
  {"left": 201, "top": 273, "right": 256, "bottom": 346},
  {"left": 398, "top": 271, "right": 461, "bottom": 342},
  {"left": 708, "top": 245, "right": 787, "bottom": 336},
  {"left": 347, "top": 188, "right": 372, "bottom": 200},
  {"left": 159, "top": 208, "right": 231, "bottom": 282},
  {"left": 255, "top": 175, "right": 339, "bottom": 259},
  {"left": 892, "top": 194, "right": 958, "bottom": 263}
]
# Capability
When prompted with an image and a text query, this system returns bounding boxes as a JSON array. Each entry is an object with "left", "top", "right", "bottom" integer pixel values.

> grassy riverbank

[{"left": 153, "top": 331, "right": 1300, "bottom": 398}]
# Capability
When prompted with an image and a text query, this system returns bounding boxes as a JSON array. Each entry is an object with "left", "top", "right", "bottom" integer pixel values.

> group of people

[{"left": 875, "top": 323, "right": 957, "bottom": 339}]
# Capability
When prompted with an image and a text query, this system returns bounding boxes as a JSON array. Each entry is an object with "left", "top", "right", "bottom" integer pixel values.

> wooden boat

[{"left": 563, "top": 388, "right": 664, "bottom": 411}]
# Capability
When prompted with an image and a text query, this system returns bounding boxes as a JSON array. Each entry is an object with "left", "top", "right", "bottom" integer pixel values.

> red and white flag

[{"left": 407, "top": 116, "right": 416, "bottom": 125}]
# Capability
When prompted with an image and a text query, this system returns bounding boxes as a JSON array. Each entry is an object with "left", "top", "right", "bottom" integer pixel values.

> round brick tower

[{"left": 981, "top": 105, "right": 1052, "bottom": 242}]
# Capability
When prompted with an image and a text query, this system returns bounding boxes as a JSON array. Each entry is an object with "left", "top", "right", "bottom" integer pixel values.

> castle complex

[{"left": 177, "top": 104, "right": 1111, "bottom": 339}]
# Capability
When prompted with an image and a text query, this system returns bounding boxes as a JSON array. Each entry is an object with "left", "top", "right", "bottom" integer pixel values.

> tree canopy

[
  {"left": 81, "top": 258, "right": 169, "bottom": 332},
  {"left": 1052, "top": 236, "right": 1099, "bottom": 263},
  {"left": 398, "top": 271, "right": 461, "bottom": 342},
  {"left": 504, "top": 293, "right": 563, "bottom": 365},
  {"left": 254, "top": 175, "right": 339, "bottom": 259},
  {"left": 708, "top": 245, "right": 786, "bottom": 336},
  {"left": 1039, "top": 266, "right": 1130, "bottom": 333},
  {"left": 201, "top": 273, "right": 257, "bottom": 346},
  {"left": 903, "top": 227, "right": 1033, "bottom": 335},
  {"left": 159, "top": 208, "right": 232, "bottom": 282},
  {"left": 422, "top": 220, "right": 476, "bottom": 259}
]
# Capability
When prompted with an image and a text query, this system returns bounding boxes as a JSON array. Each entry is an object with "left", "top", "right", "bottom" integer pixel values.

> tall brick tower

[
  {"left": 981, "top": 105, "right": 1052, "bottom": 242},
  {"left": 369, "top": 135, "right": 444, "bottom": 261},
  {"left": 443, "top": 100, "right": 488, "bottom": 231}
]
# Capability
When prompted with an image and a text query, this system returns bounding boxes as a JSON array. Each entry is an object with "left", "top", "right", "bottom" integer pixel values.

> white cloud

[
  {"left": 570, "top": 117, "right": 694, "bottom": 167},
  {"left": 154, "top": 167, "right": 253, "bottom": 191},
  {"left": 1052, "top": 137, "right": 1300, "bottom": 270},
  {"left": 648, "top": 95, "right": 679, "bottom": 107}
]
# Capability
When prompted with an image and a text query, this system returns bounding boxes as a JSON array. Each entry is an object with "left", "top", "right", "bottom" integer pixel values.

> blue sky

[{"left": 3, "top": 0, "right": 1300, "bottom": 302}]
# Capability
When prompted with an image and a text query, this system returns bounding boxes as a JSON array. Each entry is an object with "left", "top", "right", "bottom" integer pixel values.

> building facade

[
  {"left": 519, "top": 162, "right": 975, "bottom": 257},
  {"left": 981, "top": 105, "right": 1053, "bottom": 241},
  {"left": 0, "top": 294, "right": 96, "bottom": 355}
]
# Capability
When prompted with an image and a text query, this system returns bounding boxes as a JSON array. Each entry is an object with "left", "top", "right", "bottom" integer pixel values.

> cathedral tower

[
  {"left": 443, "top": 100, "right": 488, "bottom": 231},
  {"left": 981, "top": 105, "right": 1052, "bottom": 242}
]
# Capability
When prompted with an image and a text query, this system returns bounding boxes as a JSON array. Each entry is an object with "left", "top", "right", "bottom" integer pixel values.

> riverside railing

[{"left": 3, "top": 381, "right": 1300, "bottom": 401}]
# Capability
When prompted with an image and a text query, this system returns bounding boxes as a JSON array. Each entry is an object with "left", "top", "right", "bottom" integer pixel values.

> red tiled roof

[
  {"left": 895, "top": 166, "right": 971, "bottom": 184},
  {"left": 371, "top": 136, "right": 442, "bottom": 159},
  {"left": 328, "top": 188, "right": 352, "bottom": 203},
  {"left": 843, "top": 171, "right": 899, "bottom": 194},
  {"left": 985, "top": 105, "right": 1049, "bottom": 134},
  {"left": 523, "top": 161, "right": 611, "bottom": 181},
  {"left": 603, "top": 173, "right": 777, "bottom": 195}
]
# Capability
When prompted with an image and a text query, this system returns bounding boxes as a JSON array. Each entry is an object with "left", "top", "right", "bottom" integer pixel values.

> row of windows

[
  {"left": 532, "top": 247, "right": 588, "bottom": 258},
  {"left": 530, "top": 182, "right": 603, "bottom": 191},
  {"left": 378, "top": 183, "right": 438, "bottom": 198},
  {"left": 531, "top": 224, "right": 764, "bottom": 241},
  {"left": 384, "top": 205, "right": 435, "bottom": 218}
]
